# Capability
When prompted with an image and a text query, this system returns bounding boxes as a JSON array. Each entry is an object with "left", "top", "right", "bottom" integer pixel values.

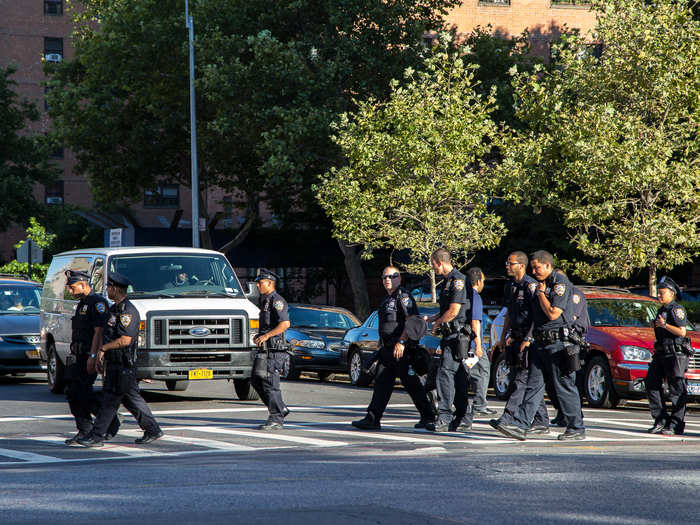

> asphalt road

[{"left": 1, "top": 372, "right": 700, "bottom": 524}]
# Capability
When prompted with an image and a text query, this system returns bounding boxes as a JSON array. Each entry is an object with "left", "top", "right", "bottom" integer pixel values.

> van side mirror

[{"left": 245, "top": 282, "right": 259, "bottom": 301}]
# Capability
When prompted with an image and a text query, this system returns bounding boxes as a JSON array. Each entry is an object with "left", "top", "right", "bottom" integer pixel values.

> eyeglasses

[
  {"left": 381, "top": 273, "right": 400, "bottom": 280},
  {"left": 505, "top": 261, "right": 521, "bottom": 267}
]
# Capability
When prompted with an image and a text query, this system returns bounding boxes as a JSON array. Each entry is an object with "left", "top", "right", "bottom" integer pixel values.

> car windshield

[
  {"left": 588, "top": 298, "right": 660, "bottom": 328},
  {"left": 108, "top": 254, "right": 244, "bottom": 298},
  {"left": 289, "top": 307, "right": 359, "bottom": 329},
  {"left": 0, "top": 284, "right": 42, "bottom": 314}
]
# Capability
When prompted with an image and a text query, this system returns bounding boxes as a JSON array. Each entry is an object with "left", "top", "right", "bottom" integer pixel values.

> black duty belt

[{"left": 534, "top": 329, "right": 564, "bottom": 344}]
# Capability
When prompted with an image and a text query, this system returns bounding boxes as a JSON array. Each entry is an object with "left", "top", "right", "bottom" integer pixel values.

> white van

[{"left": 40, "top": 247, "right": 260, "bottom": 399}]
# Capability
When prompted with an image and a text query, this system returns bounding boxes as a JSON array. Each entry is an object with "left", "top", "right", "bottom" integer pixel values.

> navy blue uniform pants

[
  {"left": 499, "top": 341, "right": 549, "bottom": 427},
  {"left": 513, "top": 341, "right": 584, "bottom": 432},
  {"left": 645, "top": 354, "right": 687, "bottom": 431},
  {"left": 66, "top": 355, "right": 120, "bottom": 436},
  {"left": 436, "top": 338, "right": 472, "bottom": 425},
  {"left": 367, "top": 354, "right": 434, "bottom": 421},
  {"left": 92, "top": 365, "right": 160, "bottom": 437},
  {"left": 251, "top": 352, "right": 288, "bottom": 423}
]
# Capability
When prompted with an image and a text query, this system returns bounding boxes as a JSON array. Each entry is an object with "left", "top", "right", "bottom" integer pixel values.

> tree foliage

[
  {"left": 0, "top": 65, "right": 57, "bottom": 232},
  {"left": 317, "top": 38, "right": 506, "bottom": 298},
  {"left": 498, "top": 0, "right": 700, "bottom": 294}
]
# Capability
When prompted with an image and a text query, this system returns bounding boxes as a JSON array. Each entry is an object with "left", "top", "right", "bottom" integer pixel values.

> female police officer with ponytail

[{"left": 646, "top": 277, "right": 691, "bottom": 435}]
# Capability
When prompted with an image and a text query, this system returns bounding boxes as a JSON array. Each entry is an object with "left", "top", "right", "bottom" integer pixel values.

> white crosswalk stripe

[{"left": 27, "top": 435, "right": 168, "bottom": 456}]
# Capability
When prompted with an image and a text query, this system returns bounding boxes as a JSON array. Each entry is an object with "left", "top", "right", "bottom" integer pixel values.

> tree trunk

[
  {"left": 218, "top": 196, "right": 259, "bottom": 254},
  {"left": 649, "top": 263, "right": 657, "bottom": 298},
  {"left": 337, "top": 240, "right": 370, "bottom": 319},
  {"left": 430, "top": 269, "right": 437, "bottom": 303}
]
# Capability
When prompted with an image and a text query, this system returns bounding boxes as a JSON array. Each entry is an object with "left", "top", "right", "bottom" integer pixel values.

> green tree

[
  {"left": 47, "top": 0, "right": 459, "bottom": 317},
  {"left": 317, "top": 38, "right": 506, "bottom": 301},
  {"left": 0, "top": 65, "right": 57, "bottom": 233},
  {"left": 498, "top": 0, "right": 700, "bottom": 295}
]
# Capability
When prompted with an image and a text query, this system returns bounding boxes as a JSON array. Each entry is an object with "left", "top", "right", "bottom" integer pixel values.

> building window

[
  {"left": 45, "top": 181, "right": 64, "bottom": 205},
  {"left": 478, "top": 0, "right": 511, "bottom": 5},
  {"left": 551, "top": 0, "right": 591, "bottom": 5},
  {"left": 44, "top": 37, "right": 63, "bottom": 62},
  {"left": 44, "top": 0, "right": 63, "bottom": 16},
  {"left": 144, "top": 184, "right": 179, "bottom": 208}
]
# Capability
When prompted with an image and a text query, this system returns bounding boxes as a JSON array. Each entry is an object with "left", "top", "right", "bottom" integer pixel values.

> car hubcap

[
  {"left": 48, "top": 351, "right": 56, "bottom": 386},
  {"left": 496, "top": 360, "right": 510, "bottom": 395},
  {"left": 350, "top": 353, "right": 361, "bottom": 383},
  {"left": 588, "top": 365, "right": 605, "bottom": 401}
]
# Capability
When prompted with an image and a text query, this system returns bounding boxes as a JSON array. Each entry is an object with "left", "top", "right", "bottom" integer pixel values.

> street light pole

[{"left": 185, "top": 0, "right": 200, "bottom": 248}]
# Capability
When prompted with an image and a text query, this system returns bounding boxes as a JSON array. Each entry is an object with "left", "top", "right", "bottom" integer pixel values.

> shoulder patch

[
  {"left": 401, "top": 296, "right": 411, "bottom": 307},
  {"left": 674, "top": 307, "right": 685, "bottom": 320},
  {"left": 528, "top": 282, "right": 537, "bottom": 294},
  {"left": 96, "top": 302, "right": 106, "bottom": 313},
  {"left": 454, "top": 279, "right": 465, "bottom": 291},
  {"left": 554, "top": 283, "right": 566, "bottom": 296},
  {"left": 274, "top": 300, "right": 285, "bottom": 311},
  {"left": 119, "top": 313, "right": 133, "bottom": 328},
  {"left": 572, "top": 294, "right": 580, "bottom": 305}
]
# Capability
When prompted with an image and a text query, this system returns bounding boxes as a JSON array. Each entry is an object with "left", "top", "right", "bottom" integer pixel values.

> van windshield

[{"left": 108, "top": 254, "right": 244, "bottom": 298}]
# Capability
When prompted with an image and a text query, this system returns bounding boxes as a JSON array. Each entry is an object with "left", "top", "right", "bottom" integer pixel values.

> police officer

[
  {"left": 492, "top": 250, "right": 585, "bottom": 441},
  {"left": 77, "top": 272, "right": 163, "bottom": 447},
  {"left": 63, "top": 270, "right": 119, "bottom": 445},
  {"left": 645, "top": 276, "right": 690, "bottom": 435},
  {"left": 352, "top": 267, "right": 435, "bottom": 430},
  {"left": 251, "top": 269, "right": 291, "bottom": 431},
  {"left": 549, "top": 269, "right": 589, "bottom": 427},
  {"left": 467, "top": 267, "right": 496, "bottom": 417},
  {"left": 425, "top": 248, "right": 476, "bottom": 432},
  {"left": 490, "top": 252, "right": 550, "bottom": 435}
]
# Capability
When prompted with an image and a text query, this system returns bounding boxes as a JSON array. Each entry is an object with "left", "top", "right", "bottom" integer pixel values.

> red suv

[{"left": 490, "top": 287, "right": 700, "bottom": 408}]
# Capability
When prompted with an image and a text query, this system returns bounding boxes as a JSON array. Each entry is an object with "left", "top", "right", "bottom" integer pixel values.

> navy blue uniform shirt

[
  {"left": 104, "top": 298, "right": 140, "bottom": 365},
  {"left": 378, "top": 287, "right": 418, "bottom": 346},
  {"left": 438, "top": 268, "right": 469, "bottom": 325},
  {"left": 71, "top": 291, "right": 110, "bottom": 348},
  {"left": 654, "top": 301, "right": 687, "bottom": 343},
  {"left": 531, "top": 271, "right": 574, "bottom": 331},
  {"left": 259, "top": 290, "right": 289, "bottom": 347},
  {"left": 504, "top": 274, "right": 537, "bottom": 333}
]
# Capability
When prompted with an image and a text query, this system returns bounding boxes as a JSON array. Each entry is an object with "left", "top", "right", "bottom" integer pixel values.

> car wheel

[
  {"left": 348, "top": 350, "right": 364, "bottom": 386},
  {"left": 584, "top": 355, "right": 618, "bottom": 409},
  {"left": 234, "top": 378, "right": 260, "bottom": 401},
  {"left": 165, "top": 380, "right": 189, "bottom": 391},
  {"left": 47, "top": 343, "right": 65, "bottom": 395},
  {"left": 493, "top": 352, "right": 511, "bottom": 400},
  {"left": 317, "top": 371, "right": 335, "bottom": 382}
]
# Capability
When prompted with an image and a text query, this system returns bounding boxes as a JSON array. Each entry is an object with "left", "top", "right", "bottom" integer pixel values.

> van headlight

[
  {"left": 138, "top": 321, "right": 147, "bottom": 349},
  {"left": 249, "top": 318, "right": 259, "bottom": 346},
  {"left": 620, "top": 345, "right": 652, "bottom": 362}
]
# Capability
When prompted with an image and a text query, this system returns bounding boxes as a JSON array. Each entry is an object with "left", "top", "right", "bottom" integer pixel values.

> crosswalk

[{"left": 1, "top": 404, "right": 699, "bottom": 466}]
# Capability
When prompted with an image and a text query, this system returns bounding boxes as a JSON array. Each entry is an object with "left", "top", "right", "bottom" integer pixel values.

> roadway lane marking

[
  {"left": 0, "top": 447, "right": 64, "bottom": 463},
  {"left": 286, "top": 423, "right": 446, "bottom": 444},
  {"left": 27, "top": 436, "right": 168, "bottom": 456},
  {"left": 177, "top": 426, "right": 349, "bottom": 447},
  {"left": 116, "top": 429, "right": 258, "bottom": 451}
]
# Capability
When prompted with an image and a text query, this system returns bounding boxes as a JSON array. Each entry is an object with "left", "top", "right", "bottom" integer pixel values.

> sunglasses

[
  {"left": 381, "top": 273, "right": 400, "bottom": 280},
  {"left": 505, "top": 261, "right": 521, "bottom": 266}
]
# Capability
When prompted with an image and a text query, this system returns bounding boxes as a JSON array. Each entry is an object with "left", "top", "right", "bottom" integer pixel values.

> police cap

[
  {"left": 107, "top": 271, "right": 132, "bottom": 289},
  {"left": 254, "top": 268, "right": 280, "bottom": 283},
  {"left": 404, "top": 315, "right": 427, "bottom": 344},
  {"left": 658, "top": 276, "right": 681, "bottom": 299},
  {"left": 65, "top": 270, "right": 90, "bottom": 285}
]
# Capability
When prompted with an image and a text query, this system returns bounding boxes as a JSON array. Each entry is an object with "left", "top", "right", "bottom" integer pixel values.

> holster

[
  {"left": 104, "top": 365, "right": 134, "bottom": 394},
  {"left": 663, "top": 352, "right": 689, "bottom": 378},
  {"left": 562, "top": 343, "right": 582, "bottom": 375},
  {"left": 451, "top": 333, "right": 471, "bottom": 361},
  {"left": 253, "top": 351, "right": 269, "bottom": 379}
]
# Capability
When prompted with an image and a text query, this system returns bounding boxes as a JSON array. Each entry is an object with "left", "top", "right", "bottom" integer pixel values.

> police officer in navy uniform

[
  {"left": 425, "top": 248, "right": 476, "bottom": 432},
  {"left": 492, "top": 250, "right": 585, "bottom": 441},
  {"left": 352, "top": 266, "right": 434, "bottom": 430},
  {"left": 78, "top": 272, "right": 163, "bottom": 447},
  {"left": 645, "top": 276, "right": 690, "bottom": 435},
  {"left": 63, "top": 270, "right": 119, "bottom": 445},
  {"left": 491, "top": 252, "right": 550, "bottom": 435},
  {"left": 251, "top": 269, "right": 291, "bottom": 431}
]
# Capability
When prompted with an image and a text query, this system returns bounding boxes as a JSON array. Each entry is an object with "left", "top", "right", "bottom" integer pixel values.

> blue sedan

[{"left": 283, "top": 304, "right": 360, "bottom": 381}]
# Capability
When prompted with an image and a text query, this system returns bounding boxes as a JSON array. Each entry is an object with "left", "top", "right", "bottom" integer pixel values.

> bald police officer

[
  {"left": 352, "top": 266, "right": 434, "bottom": 430},
  {"left": 251, "top": 269, "right": 291, "bottom": 431},
  {"left": 77, "top": 272, "right": 163, "bottom": 447},
  {"left": 63, "top": 270, "right": 119, "bottom": 445},
  {"left": 646, "top": 276, "right": 690, "bottom": 435}
]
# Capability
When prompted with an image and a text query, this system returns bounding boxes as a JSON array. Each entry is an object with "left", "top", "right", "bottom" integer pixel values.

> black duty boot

[
  {"left": 135, "top": 430, "right": 164, "bottom": 444},
  {"left": 77, "top": 433, "right": 104, "bottom": 448},
  {"left": 352, "top": 413, "right": 380, "bottom": 430},
  {"left": 65, "top": 432, "right": 89, "bottom": 446}
]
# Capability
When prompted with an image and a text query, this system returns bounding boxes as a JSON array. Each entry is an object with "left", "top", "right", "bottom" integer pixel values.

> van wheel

[
  {"left": 585, "top": 355, "right": 618, "bottom": 408},
  {"left": 234, "top": 378, "right": 260, "bottom": 401},
  {"left": 47, "top": 344, "right": 66, "bottom": 394},
  {"left": 493, "top": 352, "right": 511, "bottom": 400},
  {"left": 165, "top": 380, "right": 189, "bottom": 391}
]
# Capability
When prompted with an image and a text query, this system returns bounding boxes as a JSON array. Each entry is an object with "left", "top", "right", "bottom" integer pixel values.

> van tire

[
  {"left": 47, "top": 344, "right": 66, "bottom": 395},
  {"left": 165, "top": 380, "right": 189, "bottom": 391},
  {"left": 234, "top": 378, "right": 260, "bottom": 400}
]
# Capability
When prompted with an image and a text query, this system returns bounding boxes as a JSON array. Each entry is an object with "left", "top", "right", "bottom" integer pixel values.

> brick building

[{"left": 0, "top": 0, "right": 600, "bottom": 264}]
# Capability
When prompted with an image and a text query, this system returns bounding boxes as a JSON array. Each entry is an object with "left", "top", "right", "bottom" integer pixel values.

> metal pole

[{"left": 186, "top": 0, "right": 200, "bottom": 248}]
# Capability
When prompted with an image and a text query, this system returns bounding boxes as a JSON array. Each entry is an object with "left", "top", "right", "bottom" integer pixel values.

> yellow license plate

[{"left": 188, "top": 368, "right": 213, "bottom": 380}]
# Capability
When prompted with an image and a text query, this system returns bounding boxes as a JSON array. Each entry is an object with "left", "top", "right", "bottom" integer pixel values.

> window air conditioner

[{"left": 45, "top": 53, "right": 62, "bottom": 62}]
